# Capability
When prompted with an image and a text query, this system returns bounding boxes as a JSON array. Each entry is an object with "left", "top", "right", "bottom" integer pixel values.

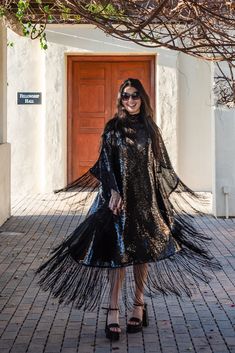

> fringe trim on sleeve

[{"left": 54, "top": 170, "right": 100, "bottom": 194}]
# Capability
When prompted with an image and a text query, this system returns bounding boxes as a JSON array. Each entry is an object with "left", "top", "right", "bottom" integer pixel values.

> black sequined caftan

[{"left": 36, "top": 114, "right": 221, "bottom": 310}]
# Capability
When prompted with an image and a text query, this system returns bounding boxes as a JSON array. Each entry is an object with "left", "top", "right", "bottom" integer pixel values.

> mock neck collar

[{"left": 126, "top": 112, "right": 141, "bottom": 122}]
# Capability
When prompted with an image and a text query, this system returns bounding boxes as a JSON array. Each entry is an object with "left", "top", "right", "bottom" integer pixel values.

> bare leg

[
  {"left": 128, "top": 263, "right": 148, "bottom": 325},
  {"left": 108, "top": 268, "right": 125, "bottom": 332}
]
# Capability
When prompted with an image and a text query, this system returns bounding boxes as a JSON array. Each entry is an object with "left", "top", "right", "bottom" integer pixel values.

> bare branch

[{"left": 1, "top": 0, "right": 235, "bottom": 106}]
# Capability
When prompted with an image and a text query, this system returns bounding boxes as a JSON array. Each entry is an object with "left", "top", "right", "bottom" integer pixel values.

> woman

[{"left": 37, "top": 78, "right": 221, "bottom": 341}]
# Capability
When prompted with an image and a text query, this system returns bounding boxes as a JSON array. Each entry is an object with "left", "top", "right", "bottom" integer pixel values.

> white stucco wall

[
  {"left": 157, "top": 51, "right": 178, "bottom": 168},
  {"left": 0, "top": 22, "right": 7, "bottom": 143},
  {"left": 0, "top": 22, "right": 11, "bottom": 225},
  {"left": 177, "top": 53, "right": 212, "bottom": 191},
  {"left": 7, "top": 25, "right": 212, "bottom": 195},
  {"left": 213, "top": 107, "right": 235, "bottom": 217},
  {"left": 7, "top": 32, "right": 44, "bottom": 194}
]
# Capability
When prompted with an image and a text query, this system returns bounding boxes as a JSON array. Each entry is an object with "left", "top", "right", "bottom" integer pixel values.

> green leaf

[
  {"left": 59, "top": 4, "right": 71, "bottom": 14},
  {"left": 16, "top": 0, "right": 30, "bottom": 21},
  {"left": 7, "top": 41, "right": 14, "bottom": 47},
  {"left": 48, "top": 14, "right": 54, "bottom": 23},
  {"left": 22, "top": 22, "right": 32, "bottom": 37},
  {"left": 74, "top": 15, "right": 81, "bottom": 23},
  {"left": 0, "top": 6, "right": 5, "bottom": 17},
  {"left": 43, "top": 5, "right": 51, "bottom": 14},
  {"left": 40, "top": 32, "right": 48, "bottom": 50},
  {"left": 86, "top": 2, "right": 122, "bottom": 17}
]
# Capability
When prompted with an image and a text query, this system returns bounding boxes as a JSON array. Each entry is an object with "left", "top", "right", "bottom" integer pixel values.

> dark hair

[{"left": 106, "top": 78, "right": 160, "bottom": 160}]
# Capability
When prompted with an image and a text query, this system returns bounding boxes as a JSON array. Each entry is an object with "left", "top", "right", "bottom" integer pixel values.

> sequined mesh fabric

[
  {"left": 114, "top": 116, "right": 178, "bottom": 264},
  {"left": 36, "top": 114, "right": 221, "bottom": 310}
]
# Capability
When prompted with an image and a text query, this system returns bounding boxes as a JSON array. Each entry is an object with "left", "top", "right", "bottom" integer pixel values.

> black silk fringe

[
  {"left": 54, "top": 169, "right": 100, "bottom": 193},
  {"left": 36, "top": 242, "right": 221, "bottom": 311},
  {"left": 36, "top": 170, "right": 221, "bottom": 311}
]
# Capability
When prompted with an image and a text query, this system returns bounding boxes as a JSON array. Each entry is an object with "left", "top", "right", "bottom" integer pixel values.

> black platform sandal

[
  {"left": 127, "top": 303, "right": 149, "bottom": 333},
  {"left": 104, "top": 308, "right": 120, "bottom": 341}
]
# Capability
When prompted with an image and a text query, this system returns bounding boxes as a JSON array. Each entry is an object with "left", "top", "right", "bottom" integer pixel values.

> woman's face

[{"left": 121, "top": 86, "right": 141, "bottom": 115}]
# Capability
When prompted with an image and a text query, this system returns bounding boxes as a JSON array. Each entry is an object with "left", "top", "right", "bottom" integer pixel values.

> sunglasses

[{"left": 121, "top": 92, "right": 141, "bottom": 101}]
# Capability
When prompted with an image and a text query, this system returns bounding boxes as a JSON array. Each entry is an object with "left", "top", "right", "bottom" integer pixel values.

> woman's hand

[{"left": 109, "top": 189, "right": 123, "bottom": 215}]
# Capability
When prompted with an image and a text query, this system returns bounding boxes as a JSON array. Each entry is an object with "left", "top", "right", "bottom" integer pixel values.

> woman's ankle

[{"left": 134, "top": 296, "right": 144, "bottom": 306}]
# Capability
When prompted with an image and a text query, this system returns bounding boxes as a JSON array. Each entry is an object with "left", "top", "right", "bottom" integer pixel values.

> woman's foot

[
  {"left": 105, "top": 308, "right": 121, "bottom": 341},
  {"left": 107, "top": 309, "right": 121, "bottom": 333},
  {"left": 128, "top": 304, "right": 144, "bottom": 326},
  {"left": 127, "top": 303, "right": 149, "bottom": 333}
]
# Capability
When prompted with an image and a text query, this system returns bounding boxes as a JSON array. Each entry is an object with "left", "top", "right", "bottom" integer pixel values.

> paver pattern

[{"left": 0, "top": 193, "right": 234, "bottom": 353}]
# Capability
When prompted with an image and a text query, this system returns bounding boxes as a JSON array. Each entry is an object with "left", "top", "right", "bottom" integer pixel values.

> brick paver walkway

[{"left": 0, "top": 193, "right": 234, "bottom": 353}]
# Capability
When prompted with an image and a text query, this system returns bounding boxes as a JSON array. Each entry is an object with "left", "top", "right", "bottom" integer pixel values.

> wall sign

[{"left": 17, "top": 92, "right": 42, "bottom": 105}]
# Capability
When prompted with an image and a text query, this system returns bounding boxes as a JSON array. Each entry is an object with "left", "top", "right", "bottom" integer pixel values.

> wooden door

[{"left": 67, "top": 56, "right": 155, "bottom": 183}]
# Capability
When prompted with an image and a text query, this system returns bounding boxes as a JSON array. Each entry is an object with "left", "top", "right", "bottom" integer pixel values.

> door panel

[
  {"left": 68, "top": 61, "right": 112, "bottom": 182},
  {"left": 67, "top": 56, "right": 155, "bottom": 182}
]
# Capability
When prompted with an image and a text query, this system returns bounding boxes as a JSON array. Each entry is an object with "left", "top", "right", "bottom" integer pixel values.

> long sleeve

[{"left": 90, "top": 131, "right": 120, "bottom": 195}]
